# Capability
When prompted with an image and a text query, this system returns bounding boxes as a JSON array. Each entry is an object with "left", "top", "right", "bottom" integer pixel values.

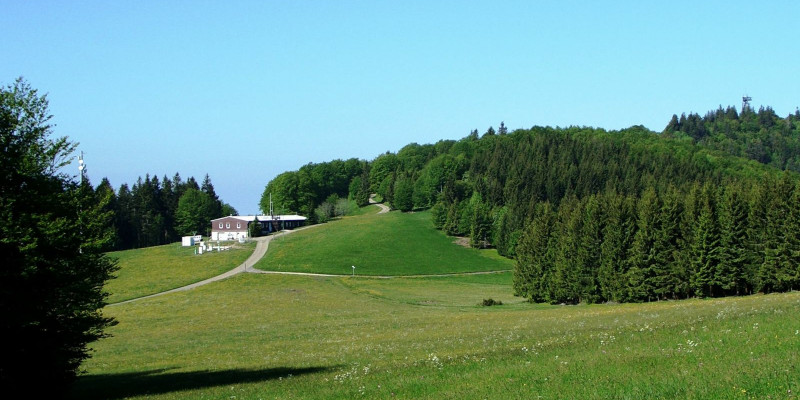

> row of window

[{"left": 215, "top": 221, "right": 301, "bottom": 230}]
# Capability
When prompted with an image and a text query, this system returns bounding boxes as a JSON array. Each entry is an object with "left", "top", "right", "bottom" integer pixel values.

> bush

[{"left": 481, "top": 298, "right": 503, "bottom": 307}]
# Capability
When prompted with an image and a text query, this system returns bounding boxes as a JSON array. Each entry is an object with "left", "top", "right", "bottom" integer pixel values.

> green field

[
  {"left": 106, "top": 241, "right": 256, "bottom": 303},
  {"left": 75, "top": 209, "right": 800, "bottom": 399},
  {"left": 255, "top": 210, "right": 514, "bottom": 276}
]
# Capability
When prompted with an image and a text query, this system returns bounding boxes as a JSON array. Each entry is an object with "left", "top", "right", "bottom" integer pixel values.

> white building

[{"left": 210, "top": 215, "right": 307, "bottom": 241}]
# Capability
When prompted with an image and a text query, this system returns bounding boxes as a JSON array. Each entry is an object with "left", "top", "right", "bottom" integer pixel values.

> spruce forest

[
  {"left": 262, "top": 106, "right": 800, "bottom": 303},
  {"left": 87, "top": 173, "right": 236, "bottom": 250}
]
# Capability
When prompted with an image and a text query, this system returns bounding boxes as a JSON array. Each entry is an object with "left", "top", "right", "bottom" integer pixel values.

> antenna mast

[
  {"left": 78, "top": 151, "right": 85, "bottom": 183},
  {"left": 77, "top": 151, "right": 85, "bottom": 254}
]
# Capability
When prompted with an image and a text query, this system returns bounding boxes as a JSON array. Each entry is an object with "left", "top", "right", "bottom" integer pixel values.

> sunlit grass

[
  {"left": 256, "top": 210, "right": 514, "bottom": 276},
  {"left": 105, "top": 241, "right": 255, "bottom": 303},
  {"left": 76, "top": 273, "right": 800, "bottom": 399},
  {"left": 82, "top": 209, "right": 799, "bottom": 399}
]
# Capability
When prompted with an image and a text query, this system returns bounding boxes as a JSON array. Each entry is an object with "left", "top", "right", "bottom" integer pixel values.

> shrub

[{"left": 481, "top": 298, "right": 503, "bottom": 307}]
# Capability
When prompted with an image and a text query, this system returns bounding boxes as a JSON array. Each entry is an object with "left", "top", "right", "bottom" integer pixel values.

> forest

[
  {"left": 85, "top": 173, "right": 235, "bottom": 250},
  {"left": 261, "top": 106, "right": 800, "bottom": 303}
]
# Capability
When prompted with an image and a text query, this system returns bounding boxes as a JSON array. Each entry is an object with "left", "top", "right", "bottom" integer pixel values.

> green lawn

[
  {"left": 74, "top": 273, "right": 800, "bottom": 399},
  {"left": 255, "top": 210, "right": 514, "bottom": 276},
  {"left": 347, "top": 202, "right": 383, "bottom": 216},
  {"left": 105, "top": 241, "right": 256, "bottom": 303}
]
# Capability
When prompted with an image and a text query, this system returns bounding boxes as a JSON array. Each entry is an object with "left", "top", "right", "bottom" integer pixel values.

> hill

[
  {"left": 254, "top": 208, "right": 513, "bottom": 276},
  {"left": 261, "top": 122, "right": 800, "bottom": 304}
]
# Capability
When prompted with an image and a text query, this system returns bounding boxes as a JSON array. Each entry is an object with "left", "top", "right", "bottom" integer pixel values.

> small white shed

[{"left": 181, "top": 236, "right": 195, "bottom": 247}]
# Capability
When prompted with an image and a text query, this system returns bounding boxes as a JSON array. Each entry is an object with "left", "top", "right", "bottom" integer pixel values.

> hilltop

[{"left": 261, "top": 106, "right": 800, "bottom": 304}]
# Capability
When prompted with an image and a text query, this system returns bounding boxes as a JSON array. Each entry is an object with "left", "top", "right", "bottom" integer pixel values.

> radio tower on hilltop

[{"left": 742, "top": 95, "right": 752, "bottom": 112}]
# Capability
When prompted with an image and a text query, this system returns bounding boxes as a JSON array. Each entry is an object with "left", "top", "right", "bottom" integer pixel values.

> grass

[
  {"left": 105, "top": 241, "right": 256, "bottom": 303},
  {"left": 255, "top": 210, "right": 514, "bottom": 276},
  {"left": 74, "top": 273, "right": 800, "bottom": 399},
  {"left": 346, "top": 201, "right": 381, "bottom": 216},
  {"left": 77, "top": 209, "right": 799, "bottom": 399}
]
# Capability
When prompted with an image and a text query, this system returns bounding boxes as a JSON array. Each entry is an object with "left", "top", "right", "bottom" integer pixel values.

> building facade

[{"left": 210, "top": 215, "right": 307, "bottom": 241}]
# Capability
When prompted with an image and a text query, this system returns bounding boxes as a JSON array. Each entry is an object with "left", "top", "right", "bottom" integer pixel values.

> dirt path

[
  {"left": 369, "top": 195, "right": 390, "bottom": 214},
  {"left": 110, "top": 229, "right": 300, "bottom": 306},
  {"left": 249, "top": 269, "right": 511, "bottom": 279}
]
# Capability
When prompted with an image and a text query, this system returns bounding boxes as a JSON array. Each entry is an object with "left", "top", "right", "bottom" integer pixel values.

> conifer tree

[
  {"left": 625, "top": 187, "right": 663, "bottom": 301},
  {"left": 656, "top": 186, "right": 688, "bottom": 299},
  {"left": 576, "top": 195, "right": 603, "bottom": 303},
  {"left": 598, "top": 193, "right": 635, "bottom": 302},
  {"left": 549, "top": 197, "right": 583, "bottom": 304},
  {"left": 468, "top": 193, "right": 492, "bottom": 248},
  {"left": 716, "top": 183, "right": 750, "bottom": 295},
  {"left": 759, "top": 174, "right": 798, "bottom": 292},
  {"left": 430, "top": 201, "right": 447, "bottom": 229},
  {"left": 1, "top": 79, "right": 117, "bottom": 396},
  {"left": 514, "top": 202, "right": 555, "bottom": 302},
  {"left": 746, "top": 178, "right": 770, "bottom": 291},
  {"left": 689, "top": 185, "right": 722, "bottom": 297}
]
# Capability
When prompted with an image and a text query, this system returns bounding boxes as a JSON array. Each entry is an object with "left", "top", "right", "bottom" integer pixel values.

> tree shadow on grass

[{"left": 70, "top": 365, "right": 337, "bottom": 399}]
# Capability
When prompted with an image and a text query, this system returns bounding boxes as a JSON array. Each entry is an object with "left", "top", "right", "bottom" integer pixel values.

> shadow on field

[{"left": 70, "top": 366, "right": 336, "bottom": 399}]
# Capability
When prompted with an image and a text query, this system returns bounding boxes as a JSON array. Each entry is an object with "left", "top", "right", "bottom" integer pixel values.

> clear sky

[{"left": 3, "top": 1, "right": 799, "bottom": 215}]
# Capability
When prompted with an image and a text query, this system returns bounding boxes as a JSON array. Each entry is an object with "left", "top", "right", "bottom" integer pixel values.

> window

[
  {"left": 226, "top": 222, "right": 230, "bottom": 229},
  {"left": 219, "top": 223, "right": 223, "bottom": 228},
  {"left": 236, "top": 223, "right": 241, "bottom": 229}
]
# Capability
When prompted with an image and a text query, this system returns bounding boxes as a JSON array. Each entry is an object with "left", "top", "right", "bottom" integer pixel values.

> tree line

[
  {"left": 88, "top": 172, "right": 236, "bottom": 250},
  {"left": 664, "top": 104, "right": 800, "bottom": 171},
  {"left": 263, "top": 108, "right": 800, "bottom": 303},
  {"left": 513, "top": 176, "right": 800, "bottom": 304},
  {"left": 259, "top": 158, "right": 370, "bottom": 222}
]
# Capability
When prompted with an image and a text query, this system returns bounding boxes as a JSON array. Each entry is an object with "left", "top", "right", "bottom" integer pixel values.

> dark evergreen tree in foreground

[{"left": 0, "top": 79, "right": 117, "bottom": 396}]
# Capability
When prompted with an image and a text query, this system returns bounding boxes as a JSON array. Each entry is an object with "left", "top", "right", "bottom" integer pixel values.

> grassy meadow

[
  {"left": 256, "top": 210, "right": 514, "bottom": 276},
  {"left": 75, "top": 207, "right": 800, "bottom": 399},
  {"left": 106, "top": 241, "right": 256, "bottom": 303}
]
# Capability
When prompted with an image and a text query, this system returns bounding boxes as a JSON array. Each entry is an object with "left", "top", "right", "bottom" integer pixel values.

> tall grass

[{"left": 75, "top": 273, "right": 799, "bottom": 399}]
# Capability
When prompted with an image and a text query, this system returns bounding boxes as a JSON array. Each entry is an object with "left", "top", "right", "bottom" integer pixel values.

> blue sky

[{"left": 3, "top": 1, "right": 799, "bottom": 215}]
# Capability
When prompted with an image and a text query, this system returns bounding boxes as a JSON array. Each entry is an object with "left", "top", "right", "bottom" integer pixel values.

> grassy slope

[
  {"left": 105, "top": 241, "right": 256, "bottom": 303},
  {"left": 75, "top": 273, "right": 799, "bottom": 399},
  {"left": 255, "top": 210, "right": 514, "bottom": 276},
  {"left": 77, "top": 209, "right": 799, "bottom": 399}
]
